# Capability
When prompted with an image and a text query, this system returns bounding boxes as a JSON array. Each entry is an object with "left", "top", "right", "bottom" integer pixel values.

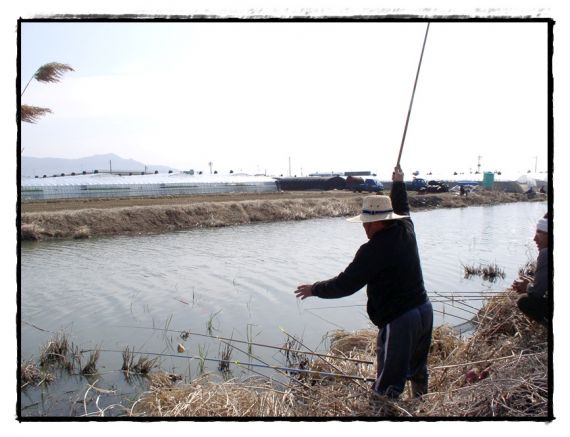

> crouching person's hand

[{"left": 512, "top": 278, "right": 530, "bottom": 294}]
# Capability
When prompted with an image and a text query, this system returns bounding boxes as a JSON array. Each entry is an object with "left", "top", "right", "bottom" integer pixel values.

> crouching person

[
  {"left": 294, "top": 166, "right": 433, "bottom": 398},
  {"left": 512, "top": 214, "right": 549, "bottom": 326}
]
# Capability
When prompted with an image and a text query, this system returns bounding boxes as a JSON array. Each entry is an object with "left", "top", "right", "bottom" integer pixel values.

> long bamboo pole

[{"left": 396, "top": 22, "right": 431, "bottom": 167}]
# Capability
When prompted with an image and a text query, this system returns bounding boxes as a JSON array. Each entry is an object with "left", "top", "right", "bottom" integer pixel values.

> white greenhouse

[{"left": 21, "top": 172, "right": 279, "bottom": 201}]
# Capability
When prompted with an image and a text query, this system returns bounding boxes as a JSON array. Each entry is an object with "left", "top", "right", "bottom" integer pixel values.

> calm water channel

[{"left": 20, "top": 200, "right": 546, "bottom": 415}]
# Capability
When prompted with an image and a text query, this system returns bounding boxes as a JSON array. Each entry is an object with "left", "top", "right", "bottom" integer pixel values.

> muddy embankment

[{"left": 20, "top": 190, "right": 546, "bottom": 241}]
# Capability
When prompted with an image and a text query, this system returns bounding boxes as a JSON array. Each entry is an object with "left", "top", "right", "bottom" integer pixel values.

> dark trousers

[
  {"left": 374, "top": 301, "right": 433, "bottom": 398},
  {"left": 517, "top": 294, "right": 548, "bottom": 326}
]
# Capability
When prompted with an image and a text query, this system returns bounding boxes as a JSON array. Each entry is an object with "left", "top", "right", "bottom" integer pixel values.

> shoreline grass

[
  {"left": 21, "top": 191, "right": 545, "bottom": 242},
  {"left": 129, "top": 289, "right": 548, "bottom": 418}
]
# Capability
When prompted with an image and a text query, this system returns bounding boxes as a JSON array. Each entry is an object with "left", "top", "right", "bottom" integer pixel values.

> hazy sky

[{"left": 20, "top": 20, "right": 549, "bottom": 178}]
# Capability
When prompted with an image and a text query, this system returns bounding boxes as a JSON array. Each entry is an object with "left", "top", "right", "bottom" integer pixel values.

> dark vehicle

[
  {"left": 346, "top": 176, "right": 384, "bottom": 193},
  {"left": 419, "top": 180, "right": 449, "bottom": 193},
  {"left": 405, "top": 178, "right": 428, "bottom": 191},
  {"left": 275, "top": 176, "right": 346, "bottom": 191}
]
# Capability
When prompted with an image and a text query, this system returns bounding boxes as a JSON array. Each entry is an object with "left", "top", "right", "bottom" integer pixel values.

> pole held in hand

[{"left": 396, "top": 22, "right": 430, "bottom": 168}]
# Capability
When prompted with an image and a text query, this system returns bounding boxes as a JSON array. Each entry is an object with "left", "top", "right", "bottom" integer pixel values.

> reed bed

[
  {"left": 131, "top": 290, "right": 548, "bottom": 418},
  {"left": 21, "top": 331, "right": 80, "bottom": 389}
]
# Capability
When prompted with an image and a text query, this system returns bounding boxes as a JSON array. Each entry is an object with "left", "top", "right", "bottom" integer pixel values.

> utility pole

[
  {"left": 288, "top": 157, "right": 291, "bottom": 177},
  {"left": 534, "top": 156, "right": 538, "bottom": 173},
  {"left": 109, "top": 160, "right": 112, "bottom": 174},
  {"left": 208, "top": 161, "right": 213, "bottom": 174},
  {"left": 477, "top": 155, "right": 482, "bottom": 174}
]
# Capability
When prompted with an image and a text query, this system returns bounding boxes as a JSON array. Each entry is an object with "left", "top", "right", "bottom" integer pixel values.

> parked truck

[
  {"left": 405, "top": 177, "right": 428, "bottom": 192},
  {"left": 346, "top": 176, "right": 384, "bottom": 193}
]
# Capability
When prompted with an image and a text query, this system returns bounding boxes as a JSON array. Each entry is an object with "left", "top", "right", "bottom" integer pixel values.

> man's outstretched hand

[{"left": 295, "top": 284, "right": 314, "bottom": 300}]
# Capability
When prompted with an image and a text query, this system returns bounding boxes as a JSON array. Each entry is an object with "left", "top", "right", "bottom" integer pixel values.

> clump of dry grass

[
  {"left": 463, "top": 262, "right": 506, "bottom": 282},
  {"left": 329, "top": 329, "right": 377, "bottom": 357},
  {"left": 23, "top": 332, "right": 80, "bottom": 387},
  {"left": 81, "top": 348, "right": 100, "bottom": 375},
  {"left": 130, "top": 289, "right": 548, "bottom": 418},
  {"left": 134, "top": 355, "right": 160, "bottom": 375},
  {"left": 39, "top": 332, "right": 70, "bottom": 367},
  {"left": 121, "top": 346, "right": 159, "bottom": 378},
  {"left": 20, "top": 360, "right": 54, "bottom": 388}
]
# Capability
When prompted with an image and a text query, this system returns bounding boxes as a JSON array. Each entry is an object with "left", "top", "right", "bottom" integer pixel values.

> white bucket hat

[
  {"left": 537, "top": 217, "right": 548, "bottom": 233},
  {"left": 347, "top": 195, "right": 409, "bottom": 223}
]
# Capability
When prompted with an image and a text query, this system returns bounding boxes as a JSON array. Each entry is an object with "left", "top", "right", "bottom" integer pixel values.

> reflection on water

[{"left": 20, "top": 200, "right": 546, "bottom": 415}]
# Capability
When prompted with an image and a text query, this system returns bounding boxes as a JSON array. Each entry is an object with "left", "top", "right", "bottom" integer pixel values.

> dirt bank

[{"left": 20, "top": 190, "right": 546, "bottom": 241}]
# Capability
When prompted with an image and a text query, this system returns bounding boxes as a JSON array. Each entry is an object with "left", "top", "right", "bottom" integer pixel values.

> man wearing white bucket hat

[
  {"left": 295, "top": 166, "right": 433, "bottom": 398},
  {"left": 512, "top": 213, "right": 549, "bottom": 325}
]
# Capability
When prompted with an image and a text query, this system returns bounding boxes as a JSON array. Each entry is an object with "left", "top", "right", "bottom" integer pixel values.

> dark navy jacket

[{"left": 311, "top": 182, "right": 428, "bottom": 328}]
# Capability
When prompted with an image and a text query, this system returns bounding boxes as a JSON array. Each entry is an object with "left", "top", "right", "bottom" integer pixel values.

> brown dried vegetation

[
  {"left": 20, "top": 360, "right": 54, "bottom": 388},
  {"left": 131, "top": 291, "right": 548, "bottom": 418},
  {"left": 21, "top": 190, "right": 543, "bottom": 242}
]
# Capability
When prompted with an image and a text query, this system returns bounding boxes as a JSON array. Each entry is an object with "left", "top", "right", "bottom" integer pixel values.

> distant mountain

[{"left": 21, "top": 153, "right": 177, "bottom": 177}]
